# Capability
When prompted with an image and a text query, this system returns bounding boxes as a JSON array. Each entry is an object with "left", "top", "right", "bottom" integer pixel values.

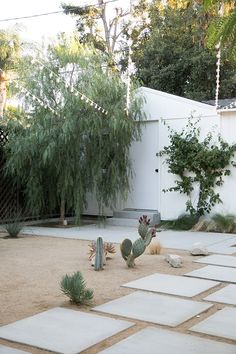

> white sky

[{"left": 0, "top": 0, "right": 130, "bottom": 43}]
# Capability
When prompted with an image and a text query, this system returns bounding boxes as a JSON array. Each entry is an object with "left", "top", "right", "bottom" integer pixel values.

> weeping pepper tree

[{"left": 4, "top": 35, "right": 143, "bottom": 223}]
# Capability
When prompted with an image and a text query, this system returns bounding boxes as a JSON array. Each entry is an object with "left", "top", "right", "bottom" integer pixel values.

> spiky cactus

[
  {"left": 94, "top": 237, "right": 104, "bottom": 271},
  {"left": 120, "top": 215, "right": 156, "bottom": 268}
]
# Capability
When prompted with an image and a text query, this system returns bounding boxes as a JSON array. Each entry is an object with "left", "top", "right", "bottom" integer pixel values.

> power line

[{"left": 0, "top": 0, "right": 119, "bottom": 23}]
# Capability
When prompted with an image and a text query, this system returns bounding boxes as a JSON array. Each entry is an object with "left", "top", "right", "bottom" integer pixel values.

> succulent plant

[
  {"left": 120, "top": 215, "right": 156, "bottom": 268},
  {"left": 88, "top": 241, "right": 116, "bottom": 261},
  {"left": 94, "top": 237, "right": 104, "bottom": 271}
]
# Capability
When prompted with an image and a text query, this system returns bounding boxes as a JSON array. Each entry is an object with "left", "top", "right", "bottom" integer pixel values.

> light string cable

[
  {"left": 215, "top": 1, "right": 224, "bottom": 109},
  {"left": 31, "top": 56, "right": 109, "bottom": 115},
  {"left": 10, "top": 79, "right": 58, "bottom": 116},
  {"left": 125, "top": 0, "right": 134, "bottom": 115}
]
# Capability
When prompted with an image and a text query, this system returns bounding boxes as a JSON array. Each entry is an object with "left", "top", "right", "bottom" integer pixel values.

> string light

[
  {"left": 215, "top": 2, "right": 224, "bottom": 109},
  {"left": 10, "top": 80, "right": 58, "bottom": 116},
  {"left": 30, "top": 57, "right": 109, "bottom": 115},
  {"left": 126, "top": 0, "right": 135, "bottom": 116}
]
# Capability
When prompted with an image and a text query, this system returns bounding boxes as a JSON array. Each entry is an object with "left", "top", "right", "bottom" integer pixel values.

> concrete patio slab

[
  {"left": 0, "top": 345, "right": 31, "bottom": 354},
  {"left": 122, "top": 273, "right": 219, "bottom": 297},
  {"left": 207, "top": 237, "right": 236, "bottom": 255},
  {"left": 92, "top": 291, "right": 212, "bottom": 327},
  {"left": 194, "top": 255, "right": 236, "bottom": 268},
  {"left": 190, "top": 307, "right": 236, "bottom": 341},
  {"left": 0, "top": 308, "right": 134, "bottom": 354},
  {"left": 204, "top": 284, "right": 236, "bottom": 305},
  {"left": 98, "top": 327, "right": 236, "bottom": 354},
  {"left": 185, "top": 265, "right": 236, "bottom": 283},
  {"left": 157, "top": 231, "right": 236, "bottom": 251},
  {"left": 21, "top": 225, "right": 138, "bottom": 243}
]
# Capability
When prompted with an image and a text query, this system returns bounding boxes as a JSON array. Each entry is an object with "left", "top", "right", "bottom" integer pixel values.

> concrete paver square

[
  {"left": 185, "top": 265, "right": 236, "bottom": 283},
  {"left": 190, "top": 307, "right": 236, "bottom": 341},
  {"left": 0, "top": 345, "right": 31, "bottom": 354},
  {"left": 208, "top": 237, "right": 236, "bottom": 255},
  {"left": 0, "top": 308, "right": 134, "bottom": 354},
  {"left": 194, "top": 255, "right": 236, "bottom": 268},
  {"left": 122, "top": 273, "right": 219, "bottom": 297},
  {"left": 92, "top": 291, "right": 212, "bottom": 327},
  {"left": 204, "top": 284, "right": 236, "bottom": 305},
  {"left": 98, "top": 327, "right": 236, "bottom": 354}
]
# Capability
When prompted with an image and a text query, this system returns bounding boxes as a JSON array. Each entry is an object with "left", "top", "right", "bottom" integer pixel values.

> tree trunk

[
  {"left": 0, "top": 70, "right": 7, "bottom": 118},
  {"left": 60, "top": 199, "right": 65, "bottom": 225}
]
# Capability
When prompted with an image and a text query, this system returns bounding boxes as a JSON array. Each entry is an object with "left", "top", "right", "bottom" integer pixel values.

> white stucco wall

[
  {"left": 212, "top": 110, "right": 236, "bottom": 215},
  {"left": 85, "top": 86, "right": 236, "bottom": 220},
  {"left": 124, "top": 120, "right": 160, "bottom": 211}
]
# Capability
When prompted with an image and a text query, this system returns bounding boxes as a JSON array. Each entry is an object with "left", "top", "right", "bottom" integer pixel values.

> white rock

[
  {"left": 191, "top": 243, "right": 209, "bottom": 256},
  {"left": 165, "top": 254, "right": 183, "bottom": 268}
]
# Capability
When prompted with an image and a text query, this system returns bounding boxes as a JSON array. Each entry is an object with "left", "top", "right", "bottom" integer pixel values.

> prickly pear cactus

[
  {"left": 120, "top": 238, "right": 132, "bottom": 261},
  {"left": 120, "top": 215, "right": 156, "bottom": 268},
  {"left": 94, "top": 236, "right": 104, "bottom": 271}
]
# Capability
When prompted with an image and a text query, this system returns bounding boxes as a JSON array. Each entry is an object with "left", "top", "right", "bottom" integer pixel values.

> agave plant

[
  {"left": 60, "top": 271, "right": 94, "bottom": 305},
  {"left": 4, "top": 214, "right": 24, "bottom": 238}
]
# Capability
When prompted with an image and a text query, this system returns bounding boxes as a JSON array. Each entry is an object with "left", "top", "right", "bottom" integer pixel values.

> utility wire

[{"left": 0, "top": 0, "right": 119, "bottom": 22}]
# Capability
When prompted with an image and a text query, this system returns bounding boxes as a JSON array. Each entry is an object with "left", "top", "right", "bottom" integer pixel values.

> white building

[{"left": 86, "top": 87, "right": 236, "bottom": 221}]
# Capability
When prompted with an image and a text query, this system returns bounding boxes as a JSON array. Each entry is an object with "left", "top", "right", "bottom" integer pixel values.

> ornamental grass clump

[
  {"left": 60, "top": 271, "right": 94, "bottom": 305},
  {"left": 211, "top": 213, "right": 235, "bottom": 233}
]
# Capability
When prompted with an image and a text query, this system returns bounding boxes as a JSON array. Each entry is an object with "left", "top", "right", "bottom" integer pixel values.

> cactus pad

[
  {"left": 120, "top": 238, "right": 132, "bottom": 260},
  {"left": 132, "top": 238, "right": 145, "bottom": 258}
]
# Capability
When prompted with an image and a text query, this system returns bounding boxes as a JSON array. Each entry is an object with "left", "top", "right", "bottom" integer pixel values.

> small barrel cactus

[
  {"left": 94, "top": 236, "right": 104, "bottom": 271},
  {"left": 120, "top": 215, "right": 156, "bottom": 268}
]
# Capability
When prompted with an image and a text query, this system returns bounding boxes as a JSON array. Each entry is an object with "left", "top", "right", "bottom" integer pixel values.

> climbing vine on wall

[{"left": 159, "top": 118, "right": 236, "bottom": 216}]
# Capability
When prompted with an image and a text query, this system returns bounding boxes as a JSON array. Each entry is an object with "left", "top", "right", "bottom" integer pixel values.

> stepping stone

[
  {"left": 185, "top": 265, "right": 236, "bottom": 283},
  {"left": 92, "top": 291, "right": 212, "bottom": 327},
  {"left": 98, "top": 327, "right": 236, "bottom": 354},
  {"left": 190, "top": 307, "right": 236, "bottom": 341},
  {"left": 194, "top": 255, "right": 236, "bottom": 268},
  {"left": 208, "top": 237, "right": 236, "bottom": 255},
  {"left": 122, "top": 273, "right": 219, "bottom": 297},
  {"left": 0, "top": 345, "right": 31, "bottom": 354},
  {"left": 0, "top": 307, "right": 134, "bottom": 354},
  {"left": 204, "top": 284, "right": 236, "bottom": 306}
]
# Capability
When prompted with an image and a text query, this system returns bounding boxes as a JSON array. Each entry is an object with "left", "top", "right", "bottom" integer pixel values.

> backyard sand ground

[{"left": 0, "top": 232, "right": 234, "bottom": 353}]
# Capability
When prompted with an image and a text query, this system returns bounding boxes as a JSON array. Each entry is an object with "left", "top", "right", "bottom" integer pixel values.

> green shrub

[
  {"left": 162, "top": 214, "right": 199, "bottom": 231},
  {"left": 4, "top": 216, "right": 24, "bottom": 238},
  {"left": 60, "top": 271, "right": 94, "bottom": 305},
  {"left": 211, "top": 213, "right": 235, "bottom": 233}
]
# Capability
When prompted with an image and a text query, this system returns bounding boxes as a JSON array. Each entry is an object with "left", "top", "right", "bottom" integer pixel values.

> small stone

[
  {"left": 191, "top": 243, "right": 209, "bottom": 256},
  {"left": 165, "top": 254, "right": 183, "bottom": 268},
  {"left": 91, "top": 256, "right": 95, "bottom": 266}
]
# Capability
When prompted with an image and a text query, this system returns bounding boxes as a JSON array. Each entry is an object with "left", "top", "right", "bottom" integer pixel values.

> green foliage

[
  {"left": 4, "top": 36, "right": 143, "bottom": 222},
  {"left": 120, "top": 215, "right": 156, "bottom": 268},
  {"left": 211, "top": 213, "right": 235, "bottom": 233},
  {"left": 4, "top": 216, "right": 24, "bottom": 238},
  {"left": 132, "top": 2, "right": 236, "bottom": 100},
  {"left": 159, "top": 119, "right": 236, "bottom": 216},
  {"left": 162, "top": 214, "right": 199, "bottom": 231},
  {"left": 60, "top": 271, "right": 94, "bottom": 305},
  {"left": 203, "top": 0, "right": 236, "bottom": 58},
  {"left": 0, "top": 28, "right": 22, "bottom": 71}
]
